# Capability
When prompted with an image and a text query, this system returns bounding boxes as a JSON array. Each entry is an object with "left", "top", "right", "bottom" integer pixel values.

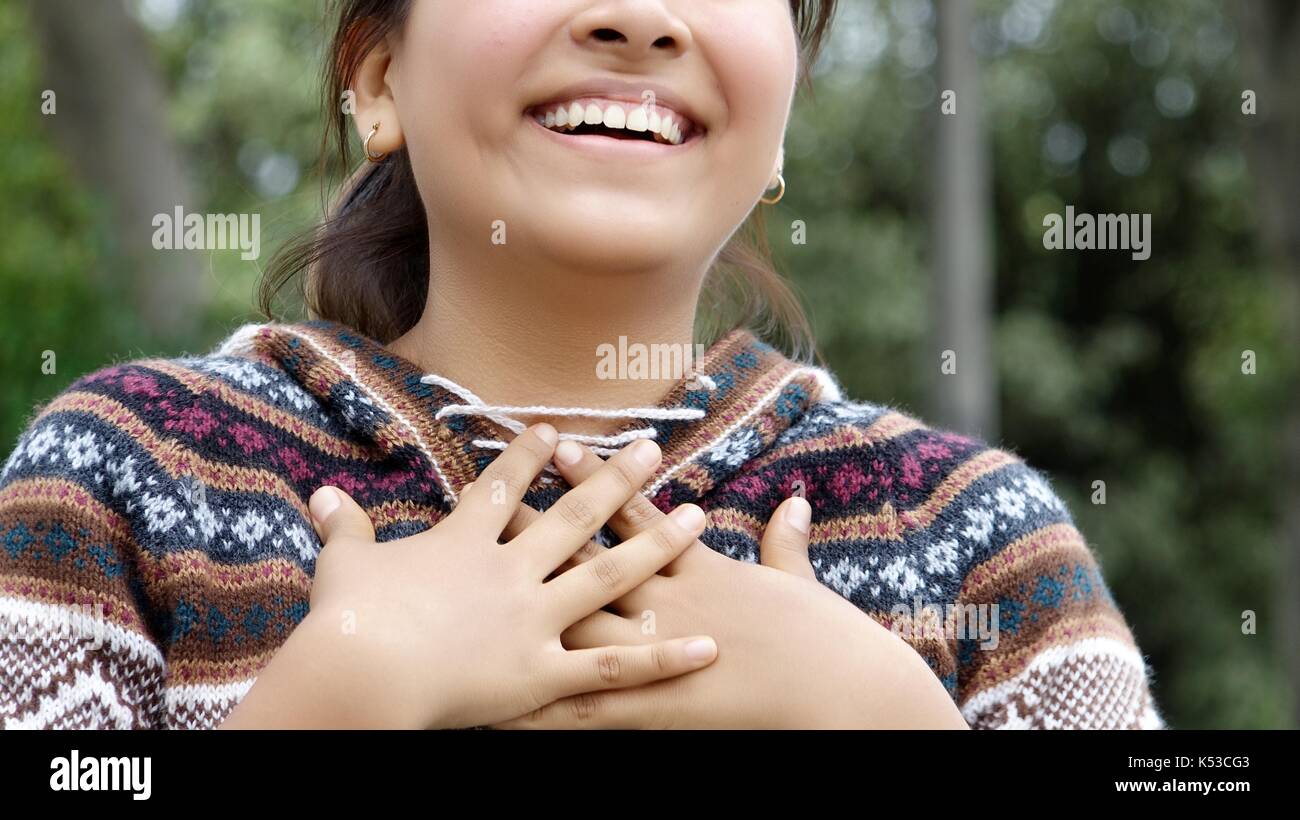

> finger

[
  {"left": 504, "top": 501, "right": 666, "bottom": 611},
  {"left": 549, "top": 439, "right": 670, "bottom": 546},
  {"left": 498, "top": 678, "right": 678, "bottom": 730},
  {"left": 759, "top": 496, "right": 817, "bottom": 580},
  {"left": 549, "top": 440, "right": 715, "bottom": 577},
  {"left": 308, "top": 486, "right": 375, "bottom": 544},
  {"left": 512, "top": 439, "right": 662, "bottom": 576},
  {"left": 502, "top": 502, "right": 606, "bottom": 576},
  {"left": 561, "top": 611, "right": 648, "bottom": 649},
  {"left": 527, "top": 637, "right": 716, "bottom": 726},
  {"left": 547, "top": 503, "right": 705, "bottom": 625},
  {"left": 448, "top": 423, "right": 558, "bottom": 536}
]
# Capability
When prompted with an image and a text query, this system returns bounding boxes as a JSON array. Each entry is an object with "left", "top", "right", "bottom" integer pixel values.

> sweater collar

[{"left": 220, "top": 319, "right": 837, "bottom": 510}]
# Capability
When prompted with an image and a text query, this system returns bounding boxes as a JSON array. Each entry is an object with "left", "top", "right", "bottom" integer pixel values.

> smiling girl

[{"left": 0, "top": 0, "right": 1161, "bottom": 729}]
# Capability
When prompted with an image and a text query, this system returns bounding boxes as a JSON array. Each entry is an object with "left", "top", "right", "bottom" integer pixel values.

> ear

[{"left": 350, "top": 35, "right": 405, "bottom": 158}]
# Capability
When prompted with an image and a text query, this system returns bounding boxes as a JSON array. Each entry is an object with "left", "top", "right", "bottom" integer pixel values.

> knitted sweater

[{"left": 0, "top": 320, "right": 1163, "bottom": 729}]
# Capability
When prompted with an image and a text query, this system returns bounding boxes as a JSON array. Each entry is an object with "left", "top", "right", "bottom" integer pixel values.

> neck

[{"left": 387, "top": 242, "right": 706, "bottom": 437}]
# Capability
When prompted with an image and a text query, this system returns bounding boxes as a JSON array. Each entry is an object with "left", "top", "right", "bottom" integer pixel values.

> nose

[{"left": 570, "top": 1, "right": 694, "bottom": 60}]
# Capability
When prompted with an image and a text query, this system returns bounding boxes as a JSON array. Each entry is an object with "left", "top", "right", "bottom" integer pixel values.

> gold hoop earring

[
  {"left": 760, "top": 173, "right": 786, "bottom": 205},
  {"left": 364, "top": 122, "right": 388, "bottom": 163}
]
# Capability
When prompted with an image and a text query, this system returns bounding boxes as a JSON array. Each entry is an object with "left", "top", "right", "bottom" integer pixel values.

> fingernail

[
  {"left": 784, "top": 496, "right": 811, "bottom": 534},
  {"left": 309, "top": 487, "right": 340, "bottom": 523},
  {"left": 555, "top": 440, "right": 583, "bottom": 465},
  {"left": 669, "top": 504, "right": 705, "bottom": 533},
  {"left": 631, "top": 439, "right": 660, "bottom": 469},
  {"left": 532, "top": 423, "right": 558, "bottom": 446},
  {"left": 685, "top": 637, "right": 717, "bottom": 662}
]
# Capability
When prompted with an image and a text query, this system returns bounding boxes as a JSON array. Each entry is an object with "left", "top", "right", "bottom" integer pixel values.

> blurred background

[{"left": 0, "top": 0, "right": 1295, "bottom": 728}]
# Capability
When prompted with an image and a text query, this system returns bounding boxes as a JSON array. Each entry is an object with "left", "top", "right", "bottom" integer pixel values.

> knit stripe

[
  {"left": 143, "top": 359, "right": 375, "bottom": 459},
  {"left": 739, "top": 410, "right": 928, "bottom": 473},
  {"left": 957, "top": 522, "right": 1092, "bottom": 599},
  {"left": 0, "top": 476, "right": 135, "bottom": 546},
  {"left": 31, "top": 391, "right": 314, "bottom": 520}
]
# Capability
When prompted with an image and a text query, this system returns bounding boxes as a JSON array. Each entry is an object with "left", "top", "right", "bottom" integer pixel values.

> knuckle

[
  {"left": 596, "top": 649, "right": 623, "bottom": 684},
  {"left": 557, "top": 496, "right": 598, "bottom": 532},
  {"left": 568, "top": 692, "right": 599, "bottom": 722},
  {"left": 482, "top": 463, "right": 526, "bottom": 497},
  {"left": 777, "top": 538, "right": 807, "bottom": 556},
  {"left": 606, "top": 457, "right": 642, "bottom": 494},
  {"left": 651, "top": 643, "right": 670, "bottom": 674},
  {"left": 587, "top": 554, "right": 624, "bottom": 592},
  {"left": 513, "top": 432, "right": 553, "bottom": 462},
  {"left": 573, "top": 539, "right": 602, "bottom": 563},
  {"left": 621, "top": 496, "right": 661, "bottom": 528},
  {"left": 648, "top": 522, "right": 681, "bottom": 556}
]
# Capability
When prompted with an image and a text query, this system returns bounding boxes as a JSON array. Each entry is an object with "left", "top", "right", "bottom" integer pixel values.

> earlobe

[
  {"left": 352, "top": 110, "right": 404, "bottom": 163},
  {"left": 768, "top": 144, "right": 786, "bottom": 189}
]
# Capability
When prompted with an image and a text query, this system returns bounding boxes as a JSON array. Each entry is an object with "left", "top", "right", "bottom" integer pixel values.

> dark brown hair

[{"left": 260, "top": 0, "right": 837, "bottom": 361}]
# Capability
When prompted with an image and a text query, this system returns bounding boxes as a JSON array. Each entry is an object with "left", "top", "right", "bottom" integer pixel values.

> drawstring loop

[{"left": 418, "top": 373, "right": 713, "bottom": 476}]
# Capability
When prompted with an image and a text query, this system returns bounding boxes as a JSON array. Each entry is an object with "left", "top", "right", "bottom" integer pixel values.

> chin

[{"left": 531, "top": 211, "right": 698, "bottom": 272}]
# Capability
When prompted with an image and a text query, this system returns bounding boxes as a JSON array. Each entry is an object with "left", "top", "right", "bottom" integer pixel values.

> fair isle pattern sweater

[{"left": 0, "top": 320, "right": 1162, "bottom": 729}]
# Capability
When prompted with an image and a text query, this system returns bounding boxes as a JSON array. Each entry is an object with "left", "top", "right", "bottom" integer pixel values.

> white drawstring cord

[{"left": 419, "top": 373, "right": 713, "bottom": 476}]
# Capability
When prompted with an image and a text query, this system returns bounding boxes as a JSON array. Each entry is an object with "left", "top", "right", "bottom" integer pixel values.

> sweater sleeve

[
  {"left": 951, "top": 457, "right": 1163, "bottom": 729},
  {"left": 0, "top": 380, "right": 167, "bottom": 729}
]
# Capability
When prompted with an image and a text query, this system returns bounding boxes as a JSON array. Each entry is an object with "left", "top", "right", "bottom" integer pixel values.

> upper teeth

[{"left": 534, "top": 99, "right": 690, "bottom": 145}]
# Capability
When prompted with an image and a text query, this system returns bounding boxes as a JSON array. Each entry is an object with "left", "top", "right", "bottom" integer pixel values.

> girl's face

[{"left": 376, "top": 0, "right": 798, "bottom": 279}]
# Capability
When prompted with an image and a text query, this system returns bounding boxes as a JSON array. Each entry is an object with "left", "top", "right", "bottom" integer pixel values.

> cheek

[
  {"left": 702, "top": 3, "right": 799, "bottom": 166},
  {"left": 393, "top": 2, "right": 550, "bottom": 188}
]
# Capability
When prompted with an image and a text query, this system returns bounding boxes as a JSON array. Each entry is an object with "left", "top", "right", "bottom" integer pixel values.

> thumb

[
  {"left": 308, "top": 486, "right": 376, "bottom": 544},
  {"left": 759, "top": 496, "right": 816, "bottom": 581}
]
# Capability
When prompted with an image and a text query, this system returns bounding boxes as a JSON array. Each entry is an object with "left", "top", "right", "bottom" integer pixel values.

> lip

[
  {"left": 525, "top": 77, "right": 709, "bottom": 137},
  {"left": 525, "top": 112, "right": 702, "bottom": 160}
]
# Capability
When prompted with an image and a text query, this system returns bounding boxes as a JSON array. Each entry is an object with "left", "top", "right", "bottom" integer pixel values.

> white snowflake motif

[
  {"left": 273, "top": 382, "right": 319, "bottom": 414},
  {"left": 706, "top": 428, "right": 762, "bottom": 468},
  {"left": 231, "top": 510, "right": 271, "bottom": 551},
  {"left": 829, "top": 401, "right": 881, "bottom": 423},
  {"left": 287, "top": 523, "right": 320, "bottom": 563},
  {"left": 924, "top": 538, "right": 960, "bottom": 576},
  {"left": 1, "top": 439, "right": 23, "bottom": 479},
  {"left": 194, "top": 500, "right": 220, "bottom": 544},
  {"left": 201, "top": 358, "right": 270, "bottom": 391},
  {"left": 107, "top": 456, "right": 141, "bottom": 498},
  {"left": 994, "top": 485, "right": 1028, "bottom": 520},
  {"left": 24, "top": 426, "right": 60, "bottom": 464},
  {"left": 820, "top": 556, "right": 871, "bottom": 598},
  {"left": 1020, "top": 472, "right": 1063, "bottom": 513},
  {"left": 961, "top": 506, "right": 995, "bottom": 546},
  {"left": 794, "top": 401, "right": 881, "bottom": 437},
  {"left": 63, "top": 430, "right": 102, "bottom": 470},
  {"left": 140, "top": 492, "right": 186, "bottom": 534},
  {"left": 338, "top": 387, "right": 377, "bottom": 424},
  {"left": 880, "top": 555, "right": 924, "bottom": 598}
]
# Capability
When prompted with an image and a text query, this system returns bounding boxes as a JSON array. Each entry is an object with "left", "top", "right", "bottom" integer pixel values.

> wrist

[
  {"left": 224, "top": 610, "right": 420, "bottom": 729},
  {"left": 294, "top": 608, "right": 433, "bottom": 729}
]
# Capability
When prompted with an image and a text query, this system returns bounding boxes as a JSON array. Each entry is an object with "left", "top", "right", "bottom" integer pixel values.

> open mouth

[{"left": 525, "top": 98, "right": 703, "bottom": 147}]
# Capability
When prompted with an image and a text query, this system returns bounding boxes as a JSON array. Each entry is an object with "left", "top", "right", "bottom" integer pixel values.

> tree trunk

[
  {"left": 26, "top": 0, "right": 205, "bottom": 341},
  {"left": 1234, "top": 0, "right": 1300, "bottom": 728},
  {"left": 930, "top": 0, "right": 997, "bottom": 440}
]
